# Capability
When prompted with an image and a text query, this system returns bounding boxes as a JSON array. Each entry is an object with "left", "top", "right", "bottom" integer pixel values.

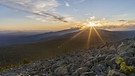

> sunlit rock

[{"left": 54, "top": 65, "right": 68, "bottom": 76}]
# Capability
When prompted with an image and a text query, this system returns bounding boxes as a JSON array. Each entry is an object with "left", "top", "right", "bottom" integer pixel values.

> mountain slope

[
  {"left": 0, "top": 38, "right": 135, "bottom": 76},
  {"left": 0, "top": 28, "right": 135, "bottom": 68}
]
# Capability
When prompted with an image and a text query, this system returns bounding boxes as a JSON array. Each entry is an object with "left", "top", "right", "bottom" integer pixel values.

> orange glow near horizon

[{"left": 0, "top": 22, "right": 71, "bottom": 31}]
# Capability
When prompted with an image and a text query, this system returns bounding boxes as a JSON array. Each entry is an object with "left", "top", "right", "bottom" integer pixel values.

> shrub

[
  {"left": 0, "top": 64, "right": 15, "bottom": 71},
  {"left": 22, "top": 58, "right": 30, "bottom": 64}
]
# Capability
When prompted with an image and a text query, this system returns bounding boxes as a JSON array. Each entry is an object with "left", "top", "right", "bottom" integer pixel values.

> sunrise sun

[{"left": 88, "top": 22, "right": 96, "bottom": 27}]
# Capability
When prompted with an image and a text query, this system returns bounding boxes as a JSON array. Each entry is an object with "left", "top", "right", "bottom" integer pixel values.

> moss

[
  {"left": 116, "top": 56, "right": 134, "bottom": 74},
  {"left": 120, "top": 62, "right": 134, "bottom": 74},
  {"left": 115, "top": 56, "right": 124, "bottom": 64}
]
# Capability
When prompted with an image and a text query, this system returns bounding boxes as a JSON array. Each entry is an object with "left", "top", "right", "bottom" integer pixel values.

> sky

[{"left": 0, "top": 0, "right": 135, "bottom": 31}]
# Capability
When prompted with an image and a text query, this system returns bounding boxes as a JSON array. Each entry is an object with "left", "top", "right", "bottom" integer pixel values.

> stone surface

[
  {"left": 80, "top": 72, "right": 95, "bottom": 76},
  {"left": 107, "top": 70, "right": 127, "bottom": 76},
  {"left": 54, "top": 65, "right": 68, "bottom": 76},
  {"left": 72, "top": 67, "right": 89, "bottom": 76},
  {"left": 0, "top": 38, "right": 135, "bottom": 75}
]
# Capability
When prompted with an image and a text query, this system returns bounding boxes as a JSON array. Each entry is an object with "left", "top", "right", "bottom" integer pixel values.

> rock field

[{"left": 0, "top": 38, "right": 135, "bottom": 76}]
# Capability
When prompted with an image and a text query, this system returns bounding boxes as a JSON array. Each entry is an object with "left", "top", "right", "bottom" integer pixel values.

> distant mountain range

[{"left": 0, "top": 28, "right": 80, "bottom": 45}]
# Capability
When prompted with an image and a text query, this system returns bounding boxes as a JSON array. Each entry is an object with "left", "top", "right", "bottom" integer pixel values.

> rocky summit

[{"left": 0, "top": 38, "right": 135, "bottom": 76}]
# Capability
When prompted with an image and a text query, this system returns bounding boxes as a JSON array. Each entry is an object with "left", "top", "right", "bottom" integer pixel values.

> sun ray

[
  {"left": 70, "top": 28, "right": 86, "bottom": 41},
  {"left": 87, "top": 27, "right": 92, "bottom": 48},
  {"left": 59, "top": 28, "right": 86, "bottom": 47},
  {"left": 93, "top": 27, "right": 105, "bottom": 45}
]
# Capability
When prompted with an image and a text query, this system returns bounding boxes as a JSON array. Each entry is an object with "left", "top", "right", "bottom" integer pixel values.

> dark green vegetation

[{"left": 0, "top": 28, "right": 133, "bottom": 69}]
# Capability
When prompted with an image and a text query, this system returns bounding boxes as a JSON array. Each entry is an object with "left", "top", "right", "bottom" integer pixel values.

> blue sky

[
  {"left": 58, "top": 0, "right": 135, "bottom": 20},
  {"left": 0, "top": 0, "right": 135, "bottom": 31}
]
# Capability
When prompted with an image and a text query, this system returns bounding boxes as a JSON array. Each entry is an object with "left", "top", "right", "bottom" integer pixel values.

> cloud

[
  {"left": 85, "top": 16, "right": 135, "bottom": 31},
  {"left": 100, "top": 20, "right": 135, "bottom": 30},
  {"left": 86, "top": 16, "right": 96, "bottom": 22},
  {"left": 118, "top": 20, "right": 127, "bottom": 22},
  {"left": 90, "top": 16, "right": 95, "bottom": 20},
  {"left": 65, "top": 1, "right": 70, "bottom": 7},
  {"left": 0, "top": 0, "right": 68, "bottom": 22},
  {"left": 102, "top": 18, "right": 106, "bottom": 21}
]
